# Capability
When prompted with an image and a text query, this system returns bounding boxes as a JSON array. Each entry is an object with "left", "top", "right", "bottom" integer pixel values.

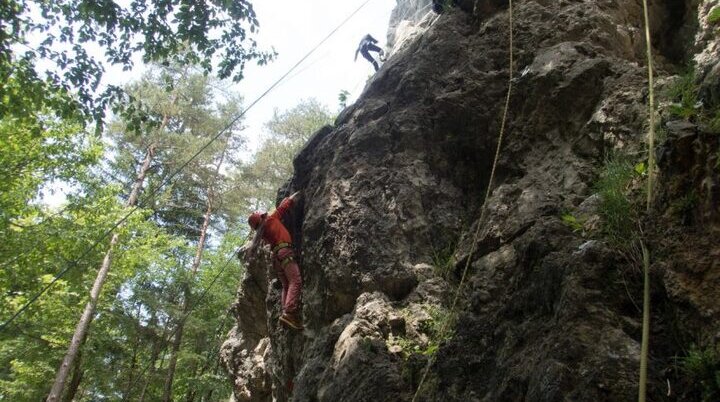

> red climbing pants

[{"left": 273, "top": 247, "right": 302, "bottom": 315}]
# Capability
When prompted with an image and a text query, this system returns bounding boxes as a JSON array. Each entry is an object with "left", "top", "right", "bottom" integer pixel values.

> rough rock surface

[
  {"left": 387, "top": 0, "right": 435, "bottom": 53},
  {"left": 222, "top": 1, "right": 720, "bottom": 401},
  {"left": 220, "top": 251, "right": 272, "bottom": 402}
]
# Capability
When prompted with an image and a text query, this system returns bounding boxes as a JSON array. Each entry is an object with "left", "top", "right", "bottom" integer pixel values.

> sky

[
  {"left": 37, "top": 0, "right": 397, "bottom": 207},
  {"left": 23, "top": 0, "right": 397, "bottom": 148},
  {"left": 223, "top": 0, "right": 397, "bottom": 151}
]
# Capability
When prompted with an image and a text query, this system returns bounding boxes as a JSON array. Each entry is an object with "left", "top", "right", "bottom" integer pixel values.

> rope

[
  {"left": 411, "top": 1, "right": 514, "bottom": 399},
  {"left": 283, "top": 49, "right": 334, "bottom": 82},
  {"left": 642, "top": 1, "right": 657, "bottom": 211},
  {"left": 0, "top": 0, "right": 373, "bottom": 333},
  {"left": 638, "top": 0, "right": 656, "bottom": 400},
  {"left": 639, "top": 235, "right": 651, "bottom": 402}
]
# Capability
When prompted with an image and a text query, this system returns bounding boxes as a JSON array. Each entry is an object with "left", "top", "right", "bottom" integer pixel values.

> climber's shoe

[{"left": 279, "top": 313, "right": 304, "bottom": 331}]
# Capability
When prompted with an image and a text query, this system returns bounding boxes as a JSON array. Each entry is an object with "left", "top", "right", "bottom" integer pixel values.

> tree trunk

[
  {"left": 46, "top": 144, "right": 157, "bottom": 402},
  {"left": 185, "top": 311, "right": 229, "bottom": 402},
  {"left": 121, "top": 330, "right": 141, "bottom": 401},
  {"left": 61, "top": 348, "right": 84, "bottom": 402},
  {"left": 161, "top": 136, "right": 228, "bottom": 402},
  {"left": 184, "top": 333, "right": 212, "bottom": 402},
  {"left": 185, "top": 385, "right": 196, "bottom": 402},
  {"left": 161, "top": 202, "right": 212, "bottom": 402},
  {"left": 138, "top": 333, "right": 166, "bottom": 402}
]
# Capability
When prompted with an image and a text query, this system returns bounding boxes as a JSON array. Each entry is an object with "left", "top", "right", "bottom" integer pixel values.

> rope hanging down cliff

[
  {"left": 0, "top": 0, "right": 375, "bottom": 333},
  {"left": 638, "top": 0, "right": 657, "bottom": 400},
  {"left": 411, "top": 1, "right": 515, "bottom": 400}
]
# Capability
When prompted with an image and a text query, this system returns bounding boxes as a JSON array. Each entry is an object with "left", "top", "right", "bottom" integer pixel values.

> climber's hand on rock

[{"left": 237, "top": 245, "right": 250, "bottom": 261}]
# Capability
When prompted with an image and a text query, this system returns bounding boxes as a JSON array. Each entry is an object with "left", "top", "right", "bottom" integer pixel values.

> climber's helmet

[{"left": 248, "top": 211, "right": 267, "bottom": 230}]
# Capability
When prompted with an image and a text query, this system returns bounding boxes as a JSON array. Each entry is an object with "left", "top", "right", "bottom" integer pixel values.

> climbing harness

[
  {"left": 411, "top": 1, "right": 514, "bottom": 400},
  {"left": 273, "top": 243, "right": 296, "bottom": 267},
  {"left": 273, "top": 242, "right": 293, "bottom": 253}
]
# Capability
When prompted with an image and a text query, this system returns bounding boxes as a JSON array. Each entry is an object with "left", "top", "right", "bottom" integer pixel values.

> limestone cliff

[
  {"left": 222, "top": 1, "right": 720, "bottom": 401},
  {"left": 387, "top": 0, "right": 434, "bottom": 54}
]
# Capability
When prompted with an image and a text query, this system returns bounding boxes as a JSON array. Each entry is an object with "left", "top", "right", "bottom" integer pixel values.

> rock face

[
  {"left": 386, "top": 0, "right": 435, "bottom": 54},
  {"left": 220, "top": 252, "right": 272, "bottom": 401},
  {"left": 222, "top": 1, "right": 720, "bottom": 401}
]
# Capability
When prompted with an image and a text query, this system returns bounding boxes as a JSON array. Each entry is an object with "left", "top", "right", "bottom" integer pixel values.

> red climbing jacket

[{"left": 261, "top": 196, "right": 295, "bottom": 247}]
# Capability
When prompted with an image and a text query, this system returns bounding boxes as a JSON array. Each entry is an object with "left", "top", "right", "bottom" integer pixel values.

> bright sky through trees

[
  {"left": 232, "top": 0, "right": 395, "bottom": 151},
  {"left": 93, "top": 0, "right": 395, "bottom": 151},
  {"left": 42, "top": 0, "right": 395, "bottom": 207}
]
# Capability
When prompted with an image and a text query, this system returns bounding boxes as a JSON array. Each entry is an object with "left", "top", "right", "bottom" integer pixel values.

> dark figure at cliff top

[
  {"left": 355, "top": 34, "right": 384, "bottom": 72},
  {"left": 240, "top": 191, "right": 304, "bottom": 330}
]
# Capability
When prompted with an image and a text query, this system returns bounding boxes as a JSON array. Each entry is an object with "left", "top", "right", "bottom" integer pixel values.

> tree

[
  {"left": 1, "top": 60, "right": 250, "bottom": 402},
  {"left": 0, "top": 115, "right": 100, "bottom": 229},
  {"left": 46, "top": 105, "right": 170, "bottom": 402},
  {"left": 100, "top": 66, "right": 245, "bottom": 401},
  {"left": 0, "top": 176, "right": 181, "bottom": 401},
  {"left": 162, "top": 143, "right": 224, "bottom": 402},
  {"left": 174, "top": 233, "right": 243, "bottom": 402},
  {"left": 0, "top": 49, "right": 338, "bottom": 402},
  {"left": 0, "top": 0, "right": 274, "bottom": 126},
  {"left": 161, "top": 134, "right": 233, "bottom": 402},
  {"left": 265, "top": 99, "right": 335, "bottom": 147},
  {"left": 46, "top": 63, "right": 229, "bottom": 400},
  {"left": 238, "top": 98, "right": 334, "bottom": 210}
]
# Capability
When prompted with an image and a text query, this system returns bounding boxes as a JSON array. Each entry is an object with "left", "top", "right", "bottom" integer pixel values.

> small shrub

[
  {"left": 634, "top": 161, "right": 647, "bottom": 176},
  {"left": 680, "top": 344, "right": 720, "bottom": 401},
  {"left": 666, "top": 70, "right": 700, "bottom": 120},
  {"left": 423, "top": 305, "right": 456, "bottom": 344},
  {"left": 655, "top": 124, "right": 668, "bottom": 144},
  {"left": 360, "top": 337, "right": 376, "bottom": 354},
  {"left": 387, "top": 305, "right": 456, "bottom": 359},
  {"left": 709, "top": 7, "right": 720, "bottom": 25},
  {"left": 561, "top": 212, "right": 584, "bottom": 232},
  {"left": 671, "top": 190, "right": 699, "bottom": 219},
  {"left": 594, "top": 154, "right": 640, "bottom": 245},
  {"left": 663, "top": 67, "right": 720, "bottom": 133},
  {"left": 431, "top": 241, "right": 456, "bottom": 279},
  {"left": 706, "top": 108, "right": 720, "bottom": 134},
  {"left": 338, "top": 89, "right": 350, "bottom": 110},
  {"left": 440, "top": 0, "right": 455, "bottom": 8}
]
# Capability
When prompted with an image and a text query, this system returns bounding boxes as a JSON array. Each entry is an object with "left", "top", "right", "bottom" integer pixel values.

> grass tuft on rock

[
  {"left": 594, "top": 154, "right": 641, "bottom": 246},
  {"left": 709, "top": 7, "right": 720, "bottom": 25},
  {"left": 679, "top": 343, "right": 720, "bottom": 401}
]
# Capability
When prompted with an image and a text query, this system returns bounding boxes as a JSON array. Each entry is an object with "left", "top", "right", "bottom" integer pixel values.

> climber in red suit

[{"left": 240, "top": 191, "right": 303, "bottom": 330}]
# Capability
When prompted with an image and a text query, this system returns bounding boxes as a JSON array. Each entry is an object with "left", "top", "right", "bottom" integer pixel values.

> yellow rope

[
  {"left": 638, "top": 0, "right": 655, "bottom": 400},
  {"left": 639, "top": 237, "right": 651, "bottom": 402},
  {"left": 410, "top": 2, "right": 514, "bottom": 399},
  {"left": 642, "top": 1, "right": 657, "bottom": 211}
]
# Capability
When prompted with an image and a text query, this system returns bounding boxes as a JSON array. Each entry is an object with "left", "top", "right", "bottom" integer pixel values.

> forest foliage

[{"left": 0, "top": 1, "right": 334, "bottom": 399}]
